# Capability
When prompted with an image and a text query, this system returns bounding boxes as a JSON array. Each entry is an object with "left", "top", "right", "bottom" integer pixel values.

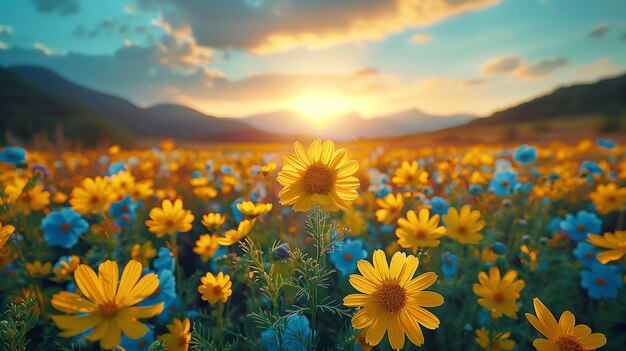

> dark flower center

[
  {"left": 377, "top": 282, "right": 407, "bottom": 313},
  {"left": 555, "top": 335, "right": 584, "bottom": 351},
  {"left": 302, "top": 164, "right": 334, "bottom": 194}
]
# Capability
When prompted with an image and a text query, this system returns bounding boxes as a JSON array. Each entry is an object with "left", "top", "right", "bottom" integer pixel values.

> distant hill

[{"left": 0, "top": 67, "right": 133, "bottom": 147}]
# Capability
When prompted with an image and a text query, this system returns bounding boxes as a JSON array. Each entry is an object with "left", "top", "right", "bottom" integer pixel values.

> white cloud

[
  {"left": 572, "top": 58, "right": 624, "bottom": 78},
  {"left": 409, "top": 33, "right": 431, "bottom": 44},
  {"left": 481, "top": 55, "right": 567, "bottom": 79},
  {"left": 589, "top": 23, "right": 611, "bottom": 37},
  {"left": 33, "top": 42, "right": 67, "bottom": 57},
  {"left": 0, "top": 24, "right": 13, "bottom": 36}
]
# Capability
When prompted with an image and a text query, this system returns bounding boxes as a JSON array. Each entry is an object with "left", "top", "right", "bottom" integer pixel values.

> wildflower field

[{"left": 1, "top": 138, "right": 625, "bottom": 351}]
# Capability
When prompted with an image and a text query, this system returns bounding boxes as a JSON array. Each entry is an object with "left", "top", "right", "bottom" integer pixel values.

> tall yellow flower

[
  {"left": 131, "top": 242, "right": 157, "bottom": 267},
  {"left": 587, "top": 230, "right": 626, "bottom": 264},
  {"left": 343, "top": 250, "right": 444, "bottom": 350},
  {"left": 216, "top": 219, "right": 255, "bottom": 246},
  {"left": 475, "top": 328, "right": 515, "bottom": 351},
  {"left": 145, "top": 199, "right": 195, "bottom": 237},
  {"left": 589, "top": 183, "right": 626, "bottom": 214},
  {"left": 0, "top": 222, "right": 15, "bottom": 248},
  {"left": 201, "top": 213, "right": 226, "bottom": 232},
  {"left": 472, "top": 267, "right": 525, "bottom": 318},
  {"left": 25, "top": 261, "right": 52, "bottom": 278},
  {"left": 443, "top": 205, "right": 485, "bottom": 245},
  {"left": 162, "top": 318, "right": 191, "bottom": 351},
  {"left": 237, "top": 201, "right": 273, "bottom": 217},
  {"left": 525, "top": 298, "right": 606, "bottom": 351},
  {"left": 3, "top": 178, "right": 50, "bottom": 214},
  {"left": 375, "top": 193, "right": 404, "bottom": 224},
  {"left": 392, "top": 161, "right": 428, "bottom": 188},
  {"left": 277, "top": 139, "right": 359, "bottom": 212},
  {"left": 395, "top": 209, "right": 446, "bottom": 250},
  {"left": 193, "top": 233, "right": 220, "bottom": 262},
  {"left": 50, "top": 260, "right": 164, "bottom": 349},
  {"left": 70, "top": 176, "right": 115, "bottom": 215},
  {"left": 52, "top": 255, "right": 80, "bottom": 281},
  {"left": 198, "top": 272, "right": 233, "bottom": 304}
]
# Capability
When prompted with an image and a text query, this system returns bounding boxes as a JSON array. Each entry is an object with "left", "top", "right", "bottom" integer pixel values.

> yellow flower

[
  {"left": 395, "top": 209, "right": 446, "bottom": 250},
  {"left": 52, "top": 191, "right": 68, "bottom": 204},
  {"left": 343, "top": 250, "right": 444, "bottom": 350},
  {"left": 343, "top": 208, "right": 368, "bottom": 237},
  {"left": 587, "top": 230, "right": 626, "bottom": 264},
  {"left": 525, "top": 298, "right": 606, "bottom": 351},
  {"left": 198, "top": 271, "right": 233, "bottom": 304},
  {"left": 217, "top": 219, "right": 255, "bottom": 246},
  {"left": 131, "top": 242, "right": 157, "bottom": 267},
  {"left": 475, "top": 328, "right": 515, "bottom": 351},
  {"left": 25, "top": 261, "right": 52, "bottom": 278},
  {"left": 472, "top": 267, "right": 525, "bottom": 318},
  {"left": 53, "top": 255, "right": 80, "bottom": 281},
  {"left": 50, "top": 260, "right": 164, "bottom": 349},
  {"left": 237, "top": 201, "right": 273, "bottom": 217},
  {"left": 375, "top": 193, "right": 404, "bottom": 224},
  {"left": 201, "top": 213, "right": 226, "bottom": 232},
  {"left": 392, "top": 161, "right": 428, "bottom": 188},
  {"left": 145, "top": 199, "right": 195, "bottom": 238},
  {"left": 589, "top": 183, "right": 626, "bottom": 214},
  {"left": 110, "top": 171, "right": 135, "bottom": 201},
  {"left": 3, "top": 178, "right": 50, "bottom": 214},
  {"left": 130, "top": 180, "right": 154, "bottom": 201},
  {"left": 261, "top": 162, "right": 277, "bottom": 177},
  {"left": 277, "top": 139, "right": 360, "bottom": 212},
  {"left": 70, "top": 176, "right": 115, "bottom": 215},
  {"left": 193, "top": 186, "right": 218, "bottom": 201},
  {"left": 0, "top": 222, "right": 15, "bottom": 248},
  {"left": 520, "top": 245, "right": 539, "bottom": 270},
  {"left": 442, "top": 205, "right": 485, "bottom": 245},
  {"left": 193, "top": 234, "right": 220, "bottom": 262},
  {"left": 162, "top": 318, "right": 191, "bottom": 351}
]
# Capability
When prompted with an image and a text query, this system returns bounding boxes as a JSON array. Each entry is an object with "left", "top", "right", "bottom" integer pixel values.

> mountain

[
  {"left": 7, "top": 66, "right": 291, "bottom": 142},
  {"left": 0, "top": 67, "right": 133, "bottom": 147},
  {"left": 241, "top": 109, "right": 476, "bottom": 141}
]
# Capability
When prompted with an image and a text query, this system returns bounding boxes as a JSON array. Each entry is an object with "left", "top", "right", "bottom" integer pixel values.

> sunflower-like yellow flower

[
  {"left": 443, "top": 205, "right": 485, "bottom": 245},
  {"left": 3, "top": 178, "right": 50, "bottom": 214},
  {"left": 261, "top": 162, "right": 277, "bottom": 177},
  {"left": 193, "top": 233, "right": 220, "bottom": 262},
  {"left": 110, "top": 171, "right": 135, "bottom": 201},
  {"left": 70, "top": 176, "right": 115, "bottom": 215},
  {"left": 216, "top": 219, "right": 255, "bottom": 246},
  {"left": 237, "top": 201, "right": 273, "bottom": 217},
  {"left": 202, "top": 213, "right": 227, "bottom": 231},
  {"left": 343, "top": 250, "right": 444, "bottom": 350},
  {"left": 52, "top": 255, "right": 80, "bottom": 281},
  {"left": 25, "top": 261, "right": 52, "bottom": 278},
  {"left": 392, "top": 161, "right": 428, "bottom": 188},
  {"left": 475, "top": 328, "right": 515, "bottom": 351},
  {"left": 587, "top": 230, "right": 626, "bottom": 264},
  {"left": 395, "top": 209, "right": 446, "bottom": 250},
  {"left": 0, "top": 222, "right": 15, "bottom": 248},
  {"left": 131, "top": 241, "right": 157, "bottom": 267},
  {"left": 472, "top": 267, "right": 525, "bottom": 318},
  {"left": 589, "top": 183, "right": 626, "bottom": 214},
  {"left": 525, "top": 298, "right": 606, "bottom": 351},
  {"left": 375, "top": 193, "right": 404, "bottom": 224},
  {"left": 50, "top": 260, "right": 164, "bottom": 349},
  {"left": 162, "top": 318, "right": 191, "bottom": 351},
  {"left": 145, "top": 199, "right": 195, "bottom": 237},
  {"left": 198, "top": 271, "right": 233, "bottom": 304},
  {"left": 277, "top": 139, "right": 359, "bottom": 212}
]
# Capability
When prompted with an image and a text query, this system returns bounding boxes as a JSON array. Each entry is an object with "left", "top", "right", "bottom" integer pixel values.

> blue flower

[
  {"left": 493, "top": 242, "right": 506, "bottom": 255},
  {"left": 120, "top": 324, "right": 154, "bottom": 351},
  {"left": 513, "top": 144, "right": 537, "bottom": 164},
  {"left": 231, "top": 198, "right": 245, "bottom": 223},
  {"left": 106, "top": 160, "right": 126, "bottom": 176},
  {"left": 573, "top": 242, "right": 600, "bottom": 267},
  {"left": 440, "top": 252, "right": 458, "bottom": 277},
  {"left": 0, "top": 146, "right": 27, "bottom": 165},
  {"left": 139, "top": 268, "right": 176, "bottom": 309},
  {"left": 596, "top": 138, "right": 616, "bottom": 150},
  {"left": 109, "top": 195, "right": 140, "bottom": 227},
  {"left": 560, "top": 211, "right": 602, "bottom": 241},
  {"left": 328, "top": 239, "right": 367, "bottom": 276},
  {"left": 581, "top": 264, "right": 623, "bottom": 300},
  {"left": 429, "top": 196, "right": 450, "bottom": 217},
  {"left": 41, "top": 207, "right": 89, "bottom": 248},
  {"left": 153, "top": 247, "right": 175, "bottom": 272},
  {"left": 488, "top": 170, "right": 521, "bottom": 197},
  {"left": 579, "top": 161, "right": 603, "bottom": 177},
  {"left": 261, "top": 314, "right": 311, "bottom": 351},
  {"left": 469, "top": 184, "right": 483, "bottom": 195}
]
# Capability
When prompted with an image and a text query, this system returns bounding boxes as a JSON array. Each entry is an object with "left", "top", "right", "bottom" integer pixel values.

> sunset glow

[{"left": 289, "top": 92, "right": 354, "bottom": 121}]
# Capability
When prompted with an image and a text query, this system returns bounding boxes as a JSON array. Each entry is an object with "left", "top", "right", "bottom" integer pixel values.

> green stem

[
  {"left": 218, "top": 301, "right": 225, "bottom": 350},
  {"left": 170, "top": 233, "right": 185, "bottom": 309}
]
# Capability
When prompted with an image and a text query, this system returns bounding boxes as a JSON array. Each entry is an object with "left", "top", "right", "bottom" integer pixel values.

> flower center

[
  {"left": 212, "top": 285, "right": 222, "bottom": 295},
  {"left": 178, "top": 336, "right": 188, "bottom": 346},
  {"left": 121, "top": 205, "right": 129, "bottom": 212},
  {"left": 458, "top": 225, "right": 468, "bottom": 235},
  {"left": 444, "top": 258, "right": 453, "bottom": 265},
  {"left": 576, "top": 225, "right": 586, "bottom": 233},
  {"left": 416, "top": 230, "right": 426, "bottom": 239},
  {"left": 377, "top": 282, "right": 407, "bottom": 314},
  {"left": 165, "top": 219, "right": 175, "bottom": 227},
  {"left": 90, "top": 195, "right": 100, "bottom": 204},
  {"left": 99, "top": 300, "right": 120, "bottom": 318},
  {"left": 556, "top": 335, "right": 584, "bottom": 351},
  {"left": 302, "top": 164, "right": 334, "bottom": 194},
  {"left": 493, "top": 292, "right": 505, "bottom": 303},
  {"left": 343, "top": 253, "right": 353, "bottom": 262},
  {"left": 502, "top": 181, "right": 509, "bottom": 187},
  {"left": 585, "top": 253, "right": 593, "bottom": 259},
  {"left": 60, "top": 223, "right": 72, "bottom": 232},
  {"left": 138, "top": 340, "right": 147, "bottom": 348},
  {"left": 596, "top": 278, "right": 605, "bottom": 286}
]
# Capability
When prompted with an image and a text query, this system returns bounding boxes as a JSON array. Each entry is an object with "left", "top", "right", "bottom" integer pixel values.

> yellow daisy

[
  {"left": 145, "top": 199, "right": 195, "bottom": 238},
  {"left": 0, "top": 222, "right": 15, "bottom": 248},
  {"left": 201, "top": 213, "right": 226, "bottom": 232},
  {"left": 589, "top": 183, "right": 626, "bottom": 214},
  {"left": 70, "top": 176, "right": 115, "bottom": 215},
  {"left": 198, "top": 271, "right": 233, "bottom": 304},
  {"left": 395, "top": 209, "right": 446, "bottom": 250},
  {"left": 52, "top": 255, "right": 80, "bottom": 281},
  {"left": 237, "top": 201, "right": 273, "bottom": 217},
  {"left": 50, "top": 260, "right": 164, "bottom": 349},
  {"left": 442, "top": 205, "right": 485, "bottom": 245},
  {"left": 392, "top": 161, "right": 429, "bottom": 188},
  {"left": 162, "top": 318, "right": 191, "bottom": 351},
  {"left": 475, "top": 328, "right": 515, "bottom": 351},
  {"left": 277, "top": 139, "right": 360, "bottom": 212},
  {"left": 472, "top": 267, "right": 525, "bottom": 318},
  {"left": 375, "top": 193, "right": 405, "bottom": 225},
  {"left": 193, "top": 233, "right": 220, "bottom": 262},
  {"left": 216, "top": 219, "right": 255, "bottom": 246},
  {"left": 3, "top": 178, "right": 50, "bottom": 214},
  {"left": 131, "top": 241, "right": 157, "bottom": 267},
  {"left": 587, "top": 230, "right": 626, "bottom": 264},
  {"left": 343, "top": 250, "right": 444, "bottom": 350},
  {"left": 25, "top": 261, "right": 52, "bottom": 278},
  {"left": 525, "top": 298, "right": 606, "bottom": 351}
]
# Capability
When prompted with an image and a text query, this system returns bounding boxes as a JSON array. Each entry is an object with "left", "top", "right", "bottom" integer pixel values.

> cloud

[
  {"left": 589, "top": 23, "right": 611, "bottom": 37},
  {"left": 0, "top": 42, "right": 7, "bottom": 50},
  {"left": 0, "top": 24, "right": 13, "bottom": 36},
  {"left": 136, "top": 0, "right": 500, "bottom": 54},
  {"left": 572, "top": 57, "right": 624, "bottom": 78},
  {"left": 33, "top": 42, "right": 67, "bottom": 57},
  {"left": 456, "top": 77, "right": 489, "bottom": 88},
  {"left": 481, "top": 55, "right": 567, "bottom": 79},
  {"left": 31, "top": 0, "right": 79, "bottom": 15},
  {"left": 409, "top": 33, "right": 431, "bottom": 43}
]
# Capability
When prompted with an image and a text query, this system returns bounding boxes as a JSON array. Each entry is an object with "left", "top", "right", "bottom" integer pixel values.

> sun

[{"left": 289, "top": 92, "right": 353, "bottom": 121}]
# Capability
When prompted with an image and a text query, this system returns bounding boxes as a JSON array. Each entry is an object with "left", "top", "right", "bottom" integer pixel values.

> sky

[{"left": 0, "top": 0, "right": 625, "bottom": 120}]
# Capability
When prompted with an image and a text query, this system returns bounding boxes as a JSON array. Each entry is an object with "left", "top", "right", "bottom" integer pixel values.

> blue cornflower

[
  {"left": 488, "top": 170, "right": 521, "bottom": 197},
  {"left": 440, "top": 252, "right": 458, "bottom": 277},
  {"left": 109, "top": 195, "right": 140, "bottom": 227},
  {"left": 513, "top": 144, "right": 537, "bottom": 164},
  {"left": 596, "top": 138, "right": 616, "bottom": 150},
  {"left": 579, "top": 161, "right": 603, "bottom": 177},
  {"left": 573, "top": 242, "right": 600, "bottom": 267},
  {"left": 560, "top": 211, "right": 602, "bottom": 241},
  {"left": 261, "top": 314, "right": 311, "bottom": 351},
  {"left": 139, "top": 268, "right": 176, "bottom": 309},
  {"left": 429, "top": 196, "right": 450, "bottom": 217},
  {"left": 120, "top": 324, "right": 154, "bottom": 351},
  {"left": 328, "top": 239, "right": 367, "bottom": 276},
  {"left": 0, "top": 146, "right": 27, "bottom": 165},
  {"left": 581, "top": 264, "right": 623, "bottom": 300},
  {"left": 106, "top": 160, "right": 126, "bottom": 176},
  {"left": 41, "top": 207, "right": 89, "bottom": 248},
  {"left": 154, "top": 247, "right": 175, "bottom": 272}
]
